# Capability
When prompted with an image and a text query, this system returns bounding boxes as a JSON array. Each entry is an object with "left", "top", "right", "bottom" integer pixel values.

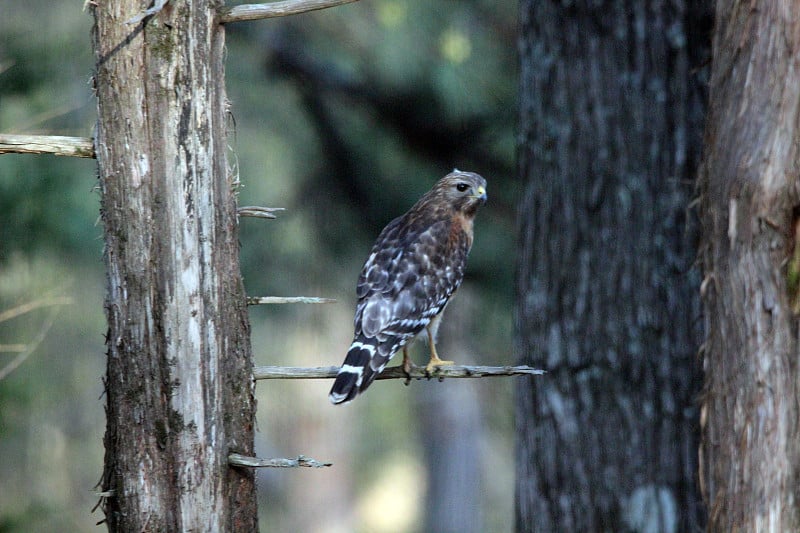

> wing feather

[{"left": 354, "top": 216, "right": 469, "bottom": 341}]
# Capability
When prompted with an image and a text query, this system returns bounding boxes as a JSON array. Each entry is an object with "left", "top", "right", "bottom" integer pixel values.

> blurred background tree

[
  {"left": 1, "top": 1, "right": 518, "bottom": 531},
  {"left": 515, "top": 1, "right": 711, "bottom": 531}
]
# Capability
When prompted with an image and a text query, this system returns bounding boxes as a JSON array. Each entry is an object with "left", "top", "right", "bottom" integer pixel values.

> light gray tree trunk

[
  {"left": 514, "top": 1, "right": 709, "bottom": 531},
  {"left": 92, "top": 1, "right": 258, "bottom": 530},
  {"left": 698, "top": 2, "right": 800, "bottom": 530}
]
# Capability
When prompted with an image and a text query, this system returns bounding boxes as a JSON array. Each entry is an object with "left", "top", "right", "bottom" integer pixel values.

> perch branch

[
  {"left": 0, "top": 134, "right": 95, "bottom": 158},
  {"left": 247, "top": 296, "right": 336, "bottom": 305},
  {"left": 253, "top": 364, "right": 545, "bottom": 380},
  {"left": 238, "top": 206, "right": 285, "bottom": 219},
  {"left": 229, "top": 453, "right": 331, "bottom": 468},
  {"left": 218, "top": 0, "right": 359, "bottom": 23}
]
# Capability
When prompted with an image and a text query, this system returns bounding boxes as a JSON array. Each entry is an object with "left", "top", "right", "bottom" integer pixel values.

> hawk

[{"left": 329, "top": 170, "right": 487, "bottom": 404}]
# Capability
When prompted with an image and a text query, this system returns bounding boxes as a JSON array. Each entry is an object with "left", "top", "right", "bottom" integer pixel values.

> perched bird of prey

[{"left": 329, "top": 170, "right": 487, "bottom": 404}]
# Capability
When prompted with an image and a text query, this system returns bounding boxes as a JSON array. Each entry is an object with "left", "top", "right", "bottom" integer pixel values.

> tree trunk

[
  {"left": 92, "top": 2, "right": 258, "bottom": 530},
  {"left": 514, "top": 2, "right": 709, "bottom": 531},
  {"left": 698, "top": 2, "right": 800, "bottom": 530}
]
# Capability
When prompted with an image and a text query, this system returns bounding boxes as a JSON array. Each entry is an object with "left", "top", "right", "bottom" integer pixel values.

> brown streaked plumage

[{"left": 329, "top": 170, "right": 487, "bottom": 404}]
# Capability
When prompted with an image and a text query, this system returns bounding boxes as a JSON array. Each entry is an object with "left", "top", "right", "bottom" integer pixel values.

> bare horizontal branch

[
  {"left": 228, "top": 453, "right": 332, "bottom": 468},
  {"left": 238, "top": 206, "right": 285, "bottom": 219},
  {"left": 247, "top": 296, "right": 336, "bottom": 305},
  {"left": 0, "top": 134, "right": 95, "bottom": 158},
  {"left": 253, "top": 364, "right": 546, "bottom": 380},
  {"left": 218, "top": 0, "right": 359, "bottom": 23}
]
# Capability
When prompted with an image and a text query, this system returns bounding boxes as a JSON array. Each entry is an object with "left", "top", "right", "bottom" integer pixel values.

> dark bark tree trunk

[
  {"left": 92, "top": 1, "right": 258, "bottom": 530},
  {"left": 514, "top": 2, "right": 709, "bottom": 531},
  {"left": 698, "top": 2, "right": 800, "bottom": 530}
]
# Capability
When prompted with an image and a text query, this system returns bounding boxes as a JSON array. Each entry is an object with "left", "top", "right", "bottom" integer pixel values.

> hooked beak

[{"left": 474, "top": 185, "right": 487, "bottom": 204}]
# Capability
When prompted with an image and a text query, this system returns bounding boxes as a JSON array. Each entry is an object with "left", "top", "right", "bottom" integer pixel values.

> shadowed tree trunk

[
  {"left": 698, "top": 2, "right": 800, "bottom": 529},
  {"left": 92, "top": 1, "right": 257, "bottom": 530},
  {"left": 514, "top": 1, "right": 709, "bottom": 531}
]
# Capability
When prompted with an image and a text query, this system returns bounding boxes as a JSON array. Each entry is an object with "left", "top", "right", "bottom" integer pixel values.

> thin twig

[
  {"left": 218, "top": 0, "right": 359, "bottom": 23},
  {"left": 0, "top": 134, "right": 95, "bottom": 158},
  {"left": 247, "top": 296, "right": 336, "bottom": 305},
  {"left": 0, "top": 296, "right": 73, "bottom": 323},
  {"left": 0, "top": 307, "right": 59, "bottom": 381},
  {"left": 229, "top": 453, "right": 332, "bottom": 468},
  {"left": 253, "top": 364, "right": 546, "bottom": 380},
  {"left": 238, "top": 206, "right": 285, "bottom": 219}
]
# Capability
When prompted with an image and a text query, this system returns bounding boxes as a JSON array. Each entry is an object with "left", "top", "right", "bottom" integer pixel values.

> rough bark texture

[
  {"left": 92, "top": 1, "right": 258, "bottom": 530},
  {"left": 698, "top": 2, "right": 800, "bottom": 530},
  {"left": 514, "top": 2, "right": 709, "bottom": 531}
]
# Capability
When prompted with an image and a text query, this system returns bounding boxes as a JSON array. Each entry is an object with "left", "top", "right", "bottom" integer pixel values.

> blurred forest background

[{"left": 0, "top": 1, "right": 518, "bottom": 531}]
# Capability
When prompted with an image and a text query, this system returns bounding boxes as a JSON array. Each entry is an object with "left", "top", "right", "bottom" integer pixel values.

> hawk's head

[{"left": 427, "top": 170, "right": 488, "bottom": 218}]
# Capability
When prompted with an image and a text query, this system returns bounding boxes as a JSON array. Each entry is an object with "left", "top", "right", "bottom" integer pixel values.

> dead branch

[
  {"left": 0, "top": 134, "right": 95, "bottom": 158},
  {"left": 247, "top": 296, "right": 336, "bottom": 305},
  {"left": 228, "top": 453, "right": 331, "bottom": 468},
  {"left": 218, "top": 0, "right": 359, "bottom": 24},
  {"left": 238, "top": 206, "right": 285, "bottom": 219},
  {"left": 253, "top": 364, "right": 546, "bottom": 380}
]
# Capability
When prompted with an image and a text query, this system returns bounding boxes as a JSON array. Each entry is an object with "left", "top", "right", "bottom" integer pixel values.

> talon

[
  {"left": 424, "top": 327, "right": 453, "bottom": 374},
  {"left": 424, "top": 357, "right": 454, "bottom": 375}
]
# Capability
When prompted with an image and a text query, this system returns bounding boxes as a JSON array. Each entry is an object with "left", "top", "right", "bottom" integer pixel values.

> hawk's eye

[{"left": 456, "top": 182, "right": 470, "bottom": 192}]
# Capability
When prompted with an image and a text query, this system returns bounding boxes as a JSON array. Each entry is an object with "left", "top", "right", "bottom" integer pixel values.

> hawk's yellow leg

[{"left": 424, "top": 324, "right": 454, "bottom": 373}]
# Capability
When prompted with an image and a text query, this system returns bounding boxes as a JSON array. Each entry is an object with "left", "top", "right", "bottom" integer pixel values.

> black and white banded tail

[{"left": 329, "top": 334, "right": 401, "bottom": 404}]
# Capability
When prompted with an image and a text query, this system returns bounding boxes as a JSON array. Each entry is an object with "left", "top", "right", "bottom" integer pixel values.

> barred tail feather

[{"left": 329, "top": 342, "right": 381, "bottom": 404}]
